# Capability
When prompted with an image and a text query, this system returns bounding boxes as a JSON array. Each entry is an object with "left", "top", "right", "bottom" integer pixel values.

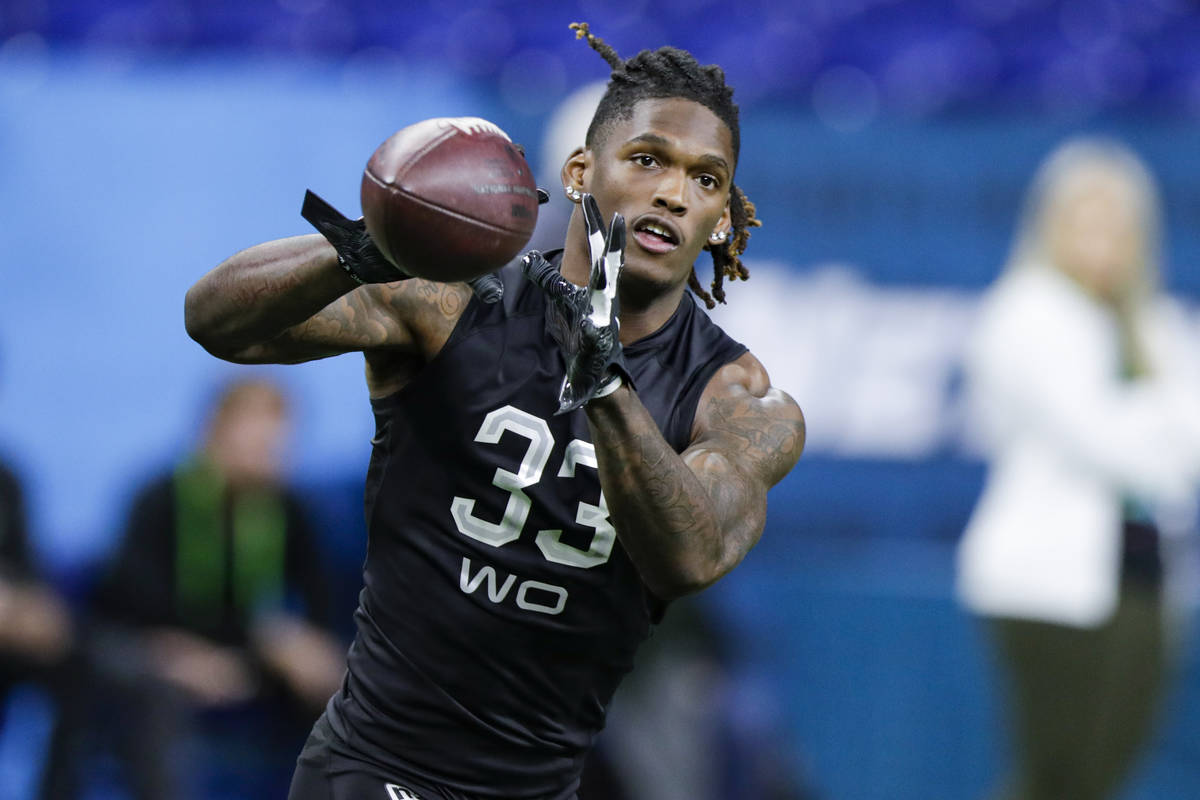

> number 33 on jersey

[{"left": 450, "top": 404, "right": 615, "bottom": 616}]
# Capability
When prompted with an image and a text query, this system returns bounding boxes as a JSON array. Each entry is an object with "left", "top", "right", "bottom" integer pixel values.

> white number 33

[{"left": 449, "top": 405, "right": 616, "bottom": 569}]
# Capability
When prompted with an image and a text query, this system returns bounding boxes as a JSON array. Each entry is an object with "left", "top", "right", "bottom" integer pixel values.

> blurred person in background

[
  {"left": 583, "top": 594, "right": 815, "bottom": 800},
  {"left": 957, "top": 137, "right": 1200, "bottom": 800},
  {"left": 89, "top": 377, "right": 345, "bottom": 799},
  {"left": 0, "top": 453, "right": 83, "bottom": 798}
]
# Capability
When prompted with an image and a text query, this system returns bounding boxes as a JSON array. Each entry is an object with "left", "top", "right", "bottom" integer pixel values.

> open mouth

[{"left": 632, "top": 220, "right": 679, "bottom": 254}]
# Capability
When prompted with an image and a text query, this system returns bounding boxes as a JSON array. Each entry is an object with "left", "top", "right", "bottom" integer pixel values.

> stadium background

[{"left": 2, "top": 0, "right": 1200, "bottom": 797}]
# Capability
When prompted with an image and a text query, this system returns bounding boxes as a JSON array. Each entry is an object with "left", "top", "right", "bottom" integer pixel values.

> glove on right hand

[{"left": 521, "top": 193, "right": 632, "bottom": 414}]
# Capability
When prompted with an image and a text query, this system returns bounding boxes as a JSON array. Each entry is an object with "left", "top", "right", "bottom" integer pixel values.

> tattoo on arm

[
  {"left": 586, "top": 372, "right": 804, "bottom": 598},
  {"left": 412, "top": 279, "right": 471, "bottom": 320},
  {"left": 701, "top": 388, "right": 806, "bottom": 483},
  {"left": 269, "top": 279, "right": 471, "bottom": 358},
  {"left": 296, "top": 289, "right": 398, "bottom": 347},
  {"left": 633, "top": 432, "right": 704, "bottom": 533}
]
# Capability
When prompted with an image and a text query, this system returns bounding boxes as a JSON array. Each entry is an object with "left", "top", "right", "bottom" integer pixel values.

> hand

[
  {"left": 0, "top": 579, "right": 72, "bottom": 663},
  {"left": 145, "top": 629, "right": 258, "bottom": 706},
  {"left": 301, "top": 189, "right": 505, "bottom": 303},
  {"left": 522, "top": 193, "right": 631, "bottom": 414},
  {"left": 251, "top": 614, "right": 345, "bottom": 711}
]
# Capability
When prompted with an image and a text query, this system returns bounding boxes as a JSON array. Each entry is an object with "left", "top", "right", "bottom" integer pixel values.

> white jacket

[{"left": 956, "top": 265, "right": 1200, "bottom": 627}]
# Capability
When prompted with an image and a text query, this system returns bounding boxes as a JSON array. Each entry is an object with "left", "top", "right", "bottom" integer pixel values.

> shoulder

[
  {"left": 360, "top": 277, "right": 476, "bottom": 396},
  {"left": 364, "top": 265, "right": 544, "bottom": 396},
  {"left": 689, "top": 351, "right": 805, "bottom": 482},
  {"left": 374, "top": 278, "right": 476, "bottom": 353}
]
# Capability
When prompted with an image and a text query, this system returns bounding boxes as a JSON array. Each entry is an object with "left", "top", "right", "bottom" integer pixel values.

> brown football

[{"left": 360, "top": 117, "right": 540, "bottom": 282}]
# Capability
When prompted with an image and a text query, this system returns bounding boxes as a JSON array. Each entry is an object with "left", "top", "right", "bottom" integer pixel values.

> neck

[{"left": 559, "top": 210, "right": 690, "bottom": 345}]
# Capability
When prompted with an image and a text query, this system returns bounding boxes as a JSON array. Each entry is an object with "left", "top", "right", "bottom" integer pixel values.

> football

[{"left": 360, "top": 117, "right": 540, "bottom": 282}]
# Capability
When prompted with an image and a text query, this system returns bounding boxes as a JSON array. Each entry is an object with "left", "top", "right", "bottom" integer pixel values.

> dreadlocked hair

[{"left": 571, "top": 22, "right": 762, "bottom": 308}]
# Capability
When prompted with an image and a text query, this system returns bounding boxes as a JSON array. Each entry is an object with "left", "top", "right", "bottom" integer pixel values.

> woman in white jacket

[{"left": 958, "top": 137, "right": 1200, "bottom": 800}]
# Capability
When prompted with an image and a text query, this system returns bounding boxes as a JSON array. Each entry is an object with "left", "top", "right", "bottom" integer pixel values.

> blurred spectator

[
  {"left": 957, "top": 137, "right": 1200, "bottom": 800},
  {"left": 584, "top": 595, "right": 815, "bottom": 800},
  {"left": 88, "top": 377, "right": 344, "bottom": 799},
  {"left": 0, "top": 456, "right": 83, "bottom": 799}
]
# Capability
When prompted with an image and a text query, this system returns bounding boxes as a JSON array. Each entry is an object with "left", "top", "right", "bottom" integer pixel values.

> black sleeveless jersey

[{"left": 325, "top": 252, "right": 748, "bottom": 798}]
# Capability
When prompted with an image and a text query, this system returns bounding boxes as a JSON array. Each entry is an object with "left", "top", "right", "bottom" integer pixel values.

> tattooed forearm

[
  {"left": 636, "top": 439, "right": 705, "bottom": 534},
  {"left": 583, "top": 366, "right": 804, "bottom": 600},
  {"left": 294, "top": 288, "right": 399, "bottom": 347},
  {"left": 585, "top": 387, "right": 765, "bottom": 599}
]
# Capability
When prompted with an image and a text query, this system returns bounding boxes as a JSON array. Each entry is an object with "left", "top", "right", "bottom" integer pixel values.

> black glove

[
  {"left": 522, "top": 193, "right": 631, "bottom": 414},
  {"left": 300, "top": 189, "right": 506, "bottom": 303}
]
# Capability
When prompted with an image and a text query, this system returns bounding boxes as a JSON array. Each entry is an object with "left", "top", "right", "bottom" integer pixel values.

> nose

[{"left": 653, "top": 169, "right": 688, "bottom": 215}]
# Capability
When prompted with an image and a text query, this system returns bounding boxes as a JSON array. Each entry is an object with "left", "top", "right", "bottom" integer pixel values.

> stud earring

[
  {"left": 565, "top": 186, "right": 582, "bottom": 201},
  {"left": 709, "top": 230, "right": 727, "bottom": 243}
]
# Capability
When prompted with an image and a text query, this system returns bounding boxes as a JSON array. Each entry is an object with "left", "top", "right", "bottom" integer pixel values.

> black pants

[
  {"left": 289, "top": 715, "right": 579, "bottom": 800},
  {"left": 986, "top": 580, "right": 1167, "bottom": 800},
  {"left": 290, "top": 756, "right": 437, "bottom": 800}
]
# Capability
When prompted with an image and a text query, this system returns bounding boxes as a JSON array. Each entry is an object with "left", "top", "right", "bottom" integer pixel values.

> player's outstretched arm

[
  {"left": 584, "top": 353, "right": 804, "bottom": 600},
  {"left": 185, "top": 234, "right": 362, "bottom": 362},
  {"left": 186, "top": 190, "right": 498, "bottom": 366},
  {"left": 185, "top": 230, "right": 456, "bottom": 367}
]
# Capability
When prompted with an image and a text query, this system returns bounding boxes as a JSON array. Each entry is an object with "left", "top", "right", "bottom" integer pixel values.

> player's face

[{"left": 570, "top": 98, "right": 734, "bottom": 292}]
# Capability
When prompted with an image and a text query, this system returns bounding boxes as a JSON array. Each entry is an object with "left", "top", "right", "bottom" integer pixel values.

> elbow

[
  {"left": 183, "top": 284, "right": 239, "bottom": 360},
  {"left": 643, "top": 574, "right": 706, "bottom": 603},
  {"left": 644, "top": 563, "right": 729, "bottom": 602},
  {"left": 641, "top": 543, "right": 751, "bottom": 602},
  {"left": 183, "top": 283, "right": 212, "bottom": 344}
]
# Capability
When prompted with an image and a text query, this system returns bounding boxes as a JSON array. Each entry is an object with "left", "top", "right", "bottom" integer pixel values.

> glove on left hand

[{"left": 300, "top": 189, "right": 509, "bottom": 303}]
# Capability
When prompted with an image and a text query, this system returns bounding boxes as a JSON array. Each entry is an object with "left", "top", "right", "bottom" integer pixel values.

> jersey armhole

[{"left": 368, "top": 266, "right": 540, "bottom": 410}]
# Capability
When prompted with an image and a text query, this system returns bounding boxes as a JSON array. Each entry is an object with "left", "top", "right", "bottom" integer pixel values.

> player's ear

[
  {"left": 703, "top": 196, "right": 734, "bottom": 252},
  {"left": 715, "top": 195, "right": 733, "bottom": 238},
  {"left": 561, "top": 147, "right": 587, "bottom": 202}
]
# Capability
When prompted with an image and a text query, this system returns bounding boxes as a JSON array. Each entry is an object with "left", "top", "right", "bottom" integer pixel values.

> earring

[
  {"left": 709, "top": 230, "right": 727, "bottom": 243},
  {"left": 565, "top": 186, "right": 582, "bottom": 202}
]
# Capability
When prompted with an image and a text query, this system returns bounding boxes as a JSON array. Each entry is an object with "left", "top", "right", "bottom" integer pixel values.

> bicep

[
  {"left": 687, "top": 355, "right": 806, "bottom": 488},
  {"left": 682, "top": 356, "right": 806, "bottom": 544}
]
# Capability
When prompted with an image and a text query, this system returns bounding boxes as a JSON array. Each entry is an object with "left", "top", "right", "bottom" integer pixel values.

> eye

[
  {"left": 633, "top": 154, "right": 659, "bottom": 168},
  {"left": 697, "top": 174, "right": 720, "bottom": 189}
]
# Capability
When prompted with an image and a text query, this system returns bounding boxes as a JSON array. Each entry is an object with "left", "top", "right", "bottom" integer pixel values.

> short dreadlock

[{"left": 571, "top": 22, "right": 762, "bottom": 308}]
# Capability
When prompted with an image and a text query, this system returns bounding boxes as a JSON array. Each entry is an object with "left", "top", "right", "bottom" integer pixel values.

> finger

[
  {"left": 581, "top": 193, "right": 607, "bottom": 271},
  {"left": 521, "top": 250, "right": 555, "bottom": 286},
  {"left": 467, "top": 272, "right": 504, "bottom": 304},
  {"left": 601, "top": 213, "right": 625, "bottom": 290},
  {"left": 587, "top": 214, "right": 623, "bottom": 325},
  {"left": 521, "top": 251, "right": 575, "bottom": 298}
]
